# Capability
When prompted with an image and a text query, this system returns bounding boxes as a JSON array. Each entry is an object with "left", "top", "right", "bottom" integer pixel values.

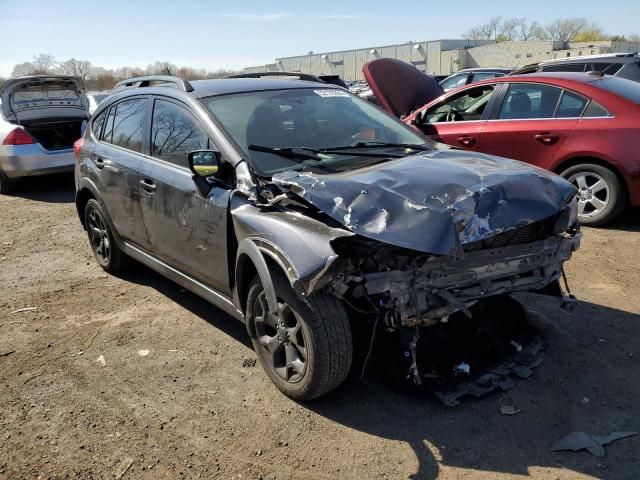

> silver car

[{"left": 0, "top": 75, "right": 89, "bottom": 193}]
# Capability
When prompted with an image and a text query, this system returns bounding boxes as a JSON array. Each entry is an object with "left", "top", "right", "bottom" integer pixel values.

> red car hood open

[{"left": 363, "top": 58, "right": 444, "bottom": 118}]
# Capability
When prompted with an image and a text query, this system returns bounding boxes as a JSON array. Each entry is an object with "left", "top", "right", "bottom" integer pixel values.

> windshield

[
  {"left": 202, "top": 88, "right": 429, "bottom": 175},
  {"left": 592, "top": 77, "right": 640, "bottom": 104}
]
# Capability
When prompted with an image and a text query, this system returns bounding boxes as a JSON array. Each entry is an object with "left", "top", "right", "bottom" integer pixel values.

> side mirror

[{"left": 188, "top": 150, "right": 221, "bottom": 178}]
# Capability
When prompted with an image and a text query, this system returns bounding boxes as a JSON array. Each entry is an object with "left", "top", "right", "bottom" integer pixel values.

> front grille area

[{"left": 462, "top": 216, "right": 557, "bottom": 252}]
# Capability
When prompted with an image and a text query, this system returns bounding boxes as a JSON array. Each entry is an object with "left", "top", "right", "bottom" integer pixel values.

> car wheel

[
  {"left": 246, "top": 270, "right": 353, "bottom": 400},
  {"left": 560, "top": 163, "right": 625, "bottom": 226},
  {"left": 0, "top": 170, "right": 15, "bottom": 194},
  {"left": 84, "top": 199, "right": 127, "bottom": 272}
]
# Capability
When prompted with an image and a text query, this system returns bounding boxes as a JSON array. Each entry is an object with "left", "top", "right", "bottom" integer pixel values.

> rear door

[
  {"left": 478, "top": 83, "right": 584, "bottom": 168},
  {"left": 138, "top": 97, "right": 232, "bottom": 293},
  {"left": 417, "top": 83, "right": 498, "bottom": 151},
  {"left": 90, "top": 97, "right": 149, "bottom": 246}
]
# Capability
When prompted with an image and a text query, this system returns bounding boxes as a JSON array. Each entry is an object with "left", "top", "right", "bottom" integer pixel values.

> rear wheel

[
  {"left": 560, "top": 163, "right": 625, "bottom": 226},
  {"left": 84, "top": 199, "right": 127, "bottom": 272},
  {"left": 0, "top": 170, "right": 15, "bottom": 194},
  {"left": 246, "top": 270, "right": 353, "bottom": 400}
]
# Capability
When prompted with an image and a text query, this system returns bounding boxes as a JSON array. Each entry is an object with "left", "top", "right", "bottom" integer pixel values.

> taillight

[
  {"left": 73, "top": 138, "right": 84, "bottom": 159},
  {"left": 2, "top": 128, "right": 35, "bottom": 146}
]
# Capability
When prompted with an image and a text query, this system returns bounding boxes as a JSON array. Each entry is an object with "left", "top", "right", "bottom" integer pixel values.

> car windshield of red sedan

[
  {"left": 593, "top": 77, "right": 640, "bottom": 104},
  {"left": 203, "top": 88, "right": 429, "bottom": 175}
]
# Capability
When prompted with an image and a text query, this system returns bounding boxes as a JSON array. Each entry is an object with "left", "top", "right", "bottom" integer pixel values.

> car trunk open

[
  {"left": 1, "top": 76, "right": 89, "bottom": 151},
  {"left": 21, "top": 119, "right": 85, "bottom": 151}
]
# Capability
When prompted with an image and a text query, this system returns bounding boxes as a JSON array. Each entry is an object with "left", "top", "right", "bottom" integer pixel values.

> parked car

[
  {"left": 87, "top": 93, "right": 111, "bottom": 115},
  {"left": 0, "top": 75, "right": 89, "bottom": 193},
  {"left": 512, "top": 53, "right": 640, "bottom": 82},
  {"left": 439, "top": 68, "right": 513, "bottom": 91},
  {"left": 75, "top": 74, "right": 580, "bottom": 400},
  {"left": 364, "top": 58, "right": 640, "bottom": 225}
]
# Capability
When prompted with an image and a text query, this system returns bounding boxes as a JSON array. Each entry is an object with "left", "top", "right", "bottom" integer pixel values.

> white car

[{"left": 0, "top": 75, "right": 89, "bottom": 193}]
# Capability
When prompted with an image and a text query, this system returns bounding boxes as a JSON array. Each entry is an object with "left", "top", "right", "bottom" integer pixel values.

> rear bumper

[{"left": 0, "top": 144, "right": 75, "bottom": 179}]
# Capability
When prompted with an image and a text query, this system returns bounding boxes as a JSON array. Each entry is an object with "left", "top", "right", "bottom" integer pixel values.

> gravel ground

[{"left": 1, "top": 174, "right": 639, "bottom": 480}]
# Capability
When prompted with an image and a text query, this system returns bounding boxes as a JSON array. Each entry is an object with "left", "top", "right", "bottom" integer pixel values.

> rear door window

[
  {"left": 555, "top": 90, "right": 588, "bottom": 118},
  {"left": 542, "top": 63, "right": 588, "bottom": 73},
  {"left": 150, "top": 99, "right": 212, "bottom": 168},
  {"left": 498, "top": 84, "right": 562, "bottom": 119},
  {"left": 110, "top": 98, "right": 147, "bottom": 153}
]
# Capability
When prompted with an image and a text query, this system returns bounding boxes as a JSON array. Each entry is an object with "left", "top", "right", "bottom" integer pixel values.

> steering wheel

[{"left": 445, "top": 110, "right": 464, "bottom": 122}]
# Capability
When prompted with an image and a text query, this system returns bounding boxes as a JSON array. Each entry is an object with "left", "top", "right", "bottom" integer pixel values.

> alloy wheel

[
  {"left": 568, "top": 171, "right": 610, "bottom": 218},
  {"left": 252, "top": 291, "right": 307, "bottom": 383},
  {"left": 86, "top": 206, "right": 111, "bottom": 264}
]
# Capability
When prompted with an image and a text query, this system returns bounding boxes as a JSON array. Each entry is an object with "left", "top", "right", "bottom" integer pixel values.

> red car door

[
  {"left": 414, "top": 84, "right": 498, "bottom": 151},
  {"left": 479, "top": 82, "right": 583, "bottom": 169}
]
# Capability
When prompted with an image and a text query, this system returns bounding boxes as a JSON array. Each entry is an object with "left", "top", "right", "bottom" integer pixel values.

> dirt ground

[{"left": 1, "top": 174, "right": 639, "bottom": 480}]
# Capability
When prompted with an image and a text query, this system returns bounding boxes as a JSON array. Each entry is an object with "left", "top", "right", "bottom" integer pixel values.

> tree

[
  {"left": 146, "top": 61, "right": 177, "bottom": 75},
  {"left": 463, "top": 17, "right": 503, "bottom": 40},
  {"left": 31, "top": 53, "right": 56, "bottom": 74},
  {"left": 12, "top": 62, "right": 37, "bottom": 77},
  {"left": 543, "top": 18, "right": 590, "bottom": 42},
  {"left": 59, "top": 58, "right": 93, "bottom": 80}
]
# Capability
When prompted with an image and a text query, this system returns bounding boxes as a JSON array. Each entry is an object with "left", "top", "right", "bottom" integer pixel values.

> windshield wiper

[
  {"left": 318, "top": 141, "right": 432, "bottom": 152},
  {"left": 249, "top": 143, "right": 405, "bottom": 159}
]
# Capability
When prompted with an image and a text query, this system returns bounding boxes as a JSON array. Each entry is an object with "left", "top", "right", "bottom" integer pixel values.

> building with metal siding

[{"left": 244, "top": 39, "right": 640, "bottom": 81}]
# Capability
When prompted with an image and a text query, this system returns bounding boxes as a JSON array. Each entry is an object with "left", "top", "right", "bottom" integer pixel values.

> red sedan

[{"left": 364, "top": 59, "right": 640, "bottom": 225}]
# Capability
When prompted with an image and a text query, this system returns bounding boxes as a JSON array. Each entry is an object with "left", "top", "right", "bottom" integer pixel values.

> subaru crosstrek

[{"left": 75, "top": 74, "right": 580, "bottom": 400}]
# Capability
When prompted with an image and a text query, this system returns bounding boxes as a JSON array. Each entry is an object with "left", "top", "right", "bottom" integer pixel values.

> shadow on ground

[
  {"left": 109, "top": 257, "right": 640, "bottom": 479},
  {"left": 9, "top": 173, "right": 75, "bottom": 203}
]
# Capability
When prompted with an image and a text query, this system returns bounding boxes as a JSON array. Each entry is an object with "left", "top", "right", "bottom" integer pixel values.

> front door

[
  {"left": 138, "top": 97, "right": 231, "bottom": 294},
  {"left": 418, "top": 84, "right": 498, "bottom": 151},
  {"left": 479, "top": 83, "right": 584, "bottom": 169}
]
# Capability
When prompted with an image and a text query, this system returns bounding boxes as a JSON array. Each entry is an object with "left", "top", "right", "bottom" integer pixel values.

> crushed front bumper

[{"left": 363, "top": 233, "right": 581, "bottom": 326}]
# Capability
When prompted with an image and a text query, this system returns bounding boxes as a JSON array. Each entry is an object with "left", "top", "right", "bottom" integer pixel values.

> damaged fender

[{"left": 231, "top": 195, "right": 354, "bottom": 303}]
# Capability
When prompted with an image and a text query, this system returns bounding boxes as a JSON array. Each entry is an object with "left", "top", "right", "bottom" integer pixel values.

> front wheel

[
  {"left": 84, "top": 199, "right": 128, "bottom": 272},
  {"left": 246, "top": 271, "right": 353, "bottom": 400},
  {"left": 560, "top": 163, "right": 625, "bottom": 226}
]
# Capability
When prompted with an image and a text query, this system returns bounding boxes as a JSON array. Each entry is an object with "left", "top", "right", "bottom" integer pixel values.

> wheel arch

[{"left": 552, "top": 155, "right": 630, "bottom": 205}]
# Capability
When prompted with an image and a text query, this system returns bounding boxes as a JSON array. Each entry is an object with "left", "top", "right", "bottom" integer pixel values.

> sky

[{"left": 0, "top": 0, "right": 638, "bottom": 77}]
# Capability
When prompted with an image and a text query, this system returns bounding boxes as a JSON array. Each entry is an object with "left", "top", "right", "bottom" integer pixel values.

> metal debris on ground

[
  {"left": 96, "top": 355, "right": 106, "bottom": 367},
  {"left": 114, "top": 457, "right": 134, "bottom": 480},
  {"left": 10, "top": 307, "right": 37, "bottom": 314},
  {"left": 433, "top": 336, "right": 544, "bottom": 407},
  {"left": 242, "top": 358, "right": 257, "bottom": 368},
  {"left": 0, "top": 350, "right": 15, "bottom": 358},
  {"left": 550, "top": 431, "right": 638, "bottom": 457},
  {"left": 138, "top": 349, "right": 150, "bottom": 357}
]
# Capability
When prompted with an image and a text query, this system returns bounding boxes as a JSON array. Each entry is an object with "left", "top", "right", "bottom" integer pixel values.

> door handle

[
  {"left": 140, "top": 179, "right": 157, "bottom": 193},
  {"left": 457, "top": 135, "right": 476, "bottom": 147},
  {"left": 534, "top": 133, "right": 559, "bottom": 145},
  {"left": 94, "top": 157, "right": 105, "bottom": 169}
]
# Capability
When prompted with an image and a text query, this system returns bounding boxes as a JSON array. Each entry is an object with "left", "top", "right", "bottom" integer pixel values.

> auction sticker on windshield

[{"left": 314, "top": 89, "right": 350, "bottom": 97}]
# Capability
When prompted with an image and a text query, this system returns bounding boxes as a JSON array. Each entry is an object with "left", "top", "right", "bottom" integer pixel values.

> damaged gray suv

[{"left": 75, "top": 74, "right": 581, "bottom": 400}]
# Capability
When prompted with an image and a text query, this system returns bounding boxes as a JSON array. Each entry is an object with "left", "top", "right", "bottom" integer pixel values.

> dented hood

[
  {"left": 271, "top": 150, "right": 576, "bottom": 256},
  {"left": 363, "top": 58, "right": 444, "bottom": 117}
]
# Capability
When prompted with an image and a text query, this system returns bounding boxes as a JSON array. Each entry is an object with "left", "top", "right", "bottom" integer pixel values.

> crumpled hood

[{"left": 271, "top": 149, "right": 576, "bottom": 256}]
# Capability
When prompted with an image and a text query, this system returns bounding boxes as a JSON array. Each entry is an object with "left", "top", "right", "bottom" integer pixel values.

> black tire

[
  {"left": 0, "top": 170, "right": 15, "bottom": 195},
  {"left": 84, "top": 199, "right": 128, "bottom": 272},
  {"left": 246, "top": 270, "right": 353, "bottom": 400},
  {"left": 560, "top": 163, "right": 625, "bottom": 226}
]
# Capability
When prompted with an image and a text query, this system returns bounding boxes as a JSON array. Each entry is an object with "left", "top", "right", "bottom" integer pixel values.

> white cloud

[
  {"left": 221, "top": 13, "right": 292, "bottom": 21},
  {"left": 313, "top": 14, "right": 364, "bottom": 20}
]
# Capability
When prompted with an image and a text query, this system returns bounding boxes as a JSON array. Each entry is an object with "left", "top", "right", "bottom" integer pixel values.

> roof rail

[
  {"left": 225, "top": 71, "right": 325, "bottom": 83},
  {"left": 113, "top": 75, "right": 194, "bottom": 92}
]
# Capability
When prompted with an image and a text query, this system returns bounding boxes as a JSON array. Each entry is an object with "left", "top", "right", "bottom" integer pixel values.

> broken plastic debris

[
  {"left": 96, "top": 355, "right": 106, "bottom": 367},
  {"left": 550, "top": 431, "right": 638, "bottom": 457},
  {"left": 453, "top": 362, "right": 471, "bottom": 376},
  {"left": 138, "top": 349, "right": 150, "bottom": 357},
  {"left": 499, "top": 397, "right": 520, "bottom": 416},
  {"left": 10, "top": 307, "right": 37, "bottom": 314}
]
